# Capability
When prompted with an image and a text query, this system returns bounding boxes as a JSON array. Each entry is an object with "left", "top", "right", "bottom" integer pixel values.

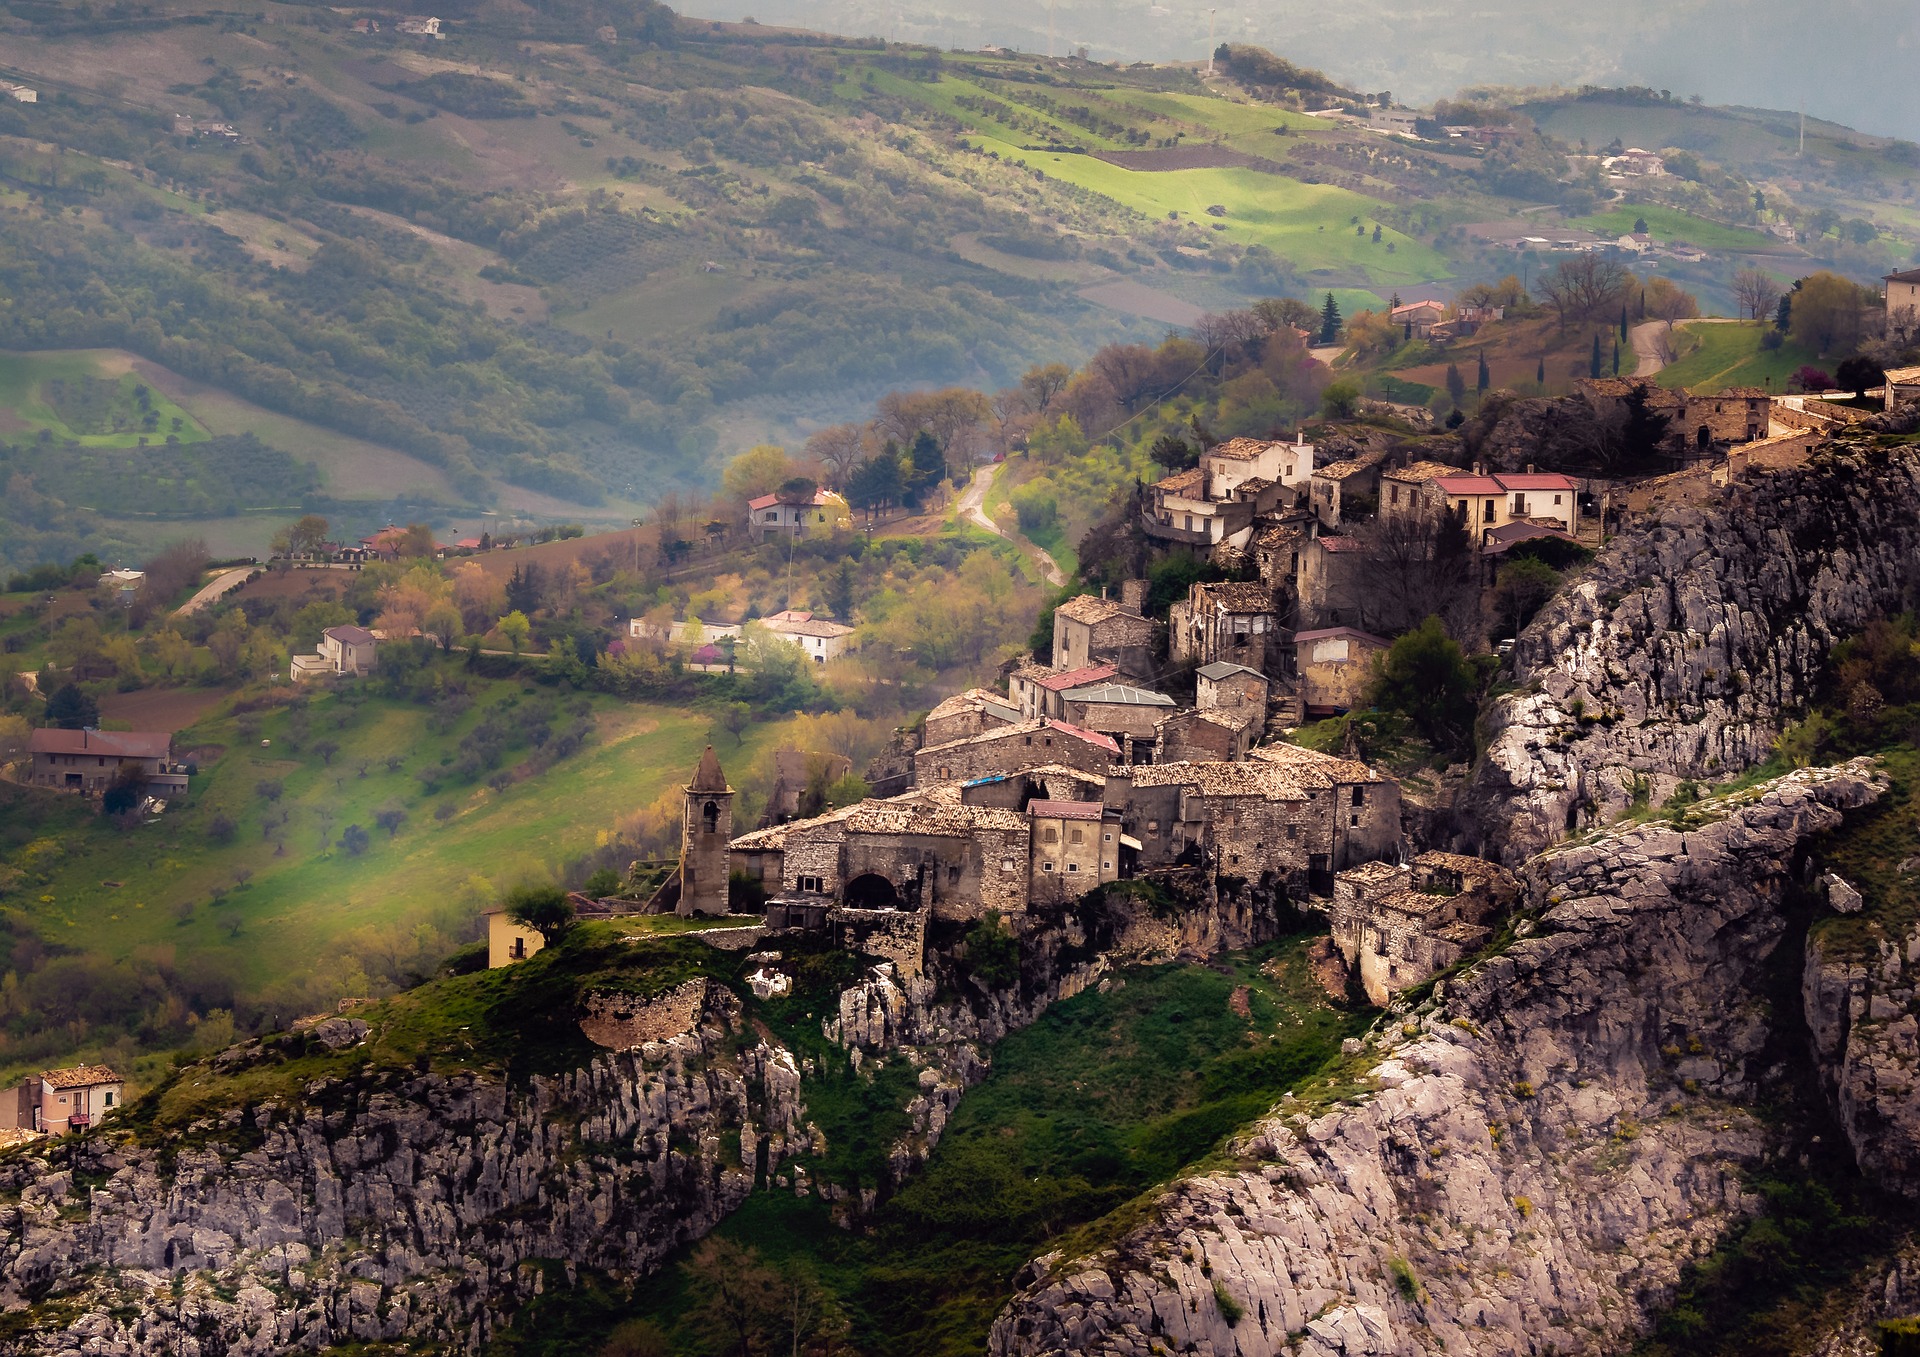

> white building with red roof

[
  {"left": 746, "top": 487, "right": 850, "bottom": 541},
  {"left": 1428, "top": 466, "right": 1580, "bottom": 539}
]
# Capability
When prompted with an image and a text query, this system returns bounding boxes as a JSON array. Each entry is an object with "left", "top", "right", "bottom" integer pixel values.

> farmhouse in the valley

[
  {"left": 293, "top": 624, "right": 379, "bottom": 681},
  {"left": 746, "top": 487, "right": 850, "bottom": 541},
  {"left": 27, "top": 729, "right": 185, "bottom": 799}
]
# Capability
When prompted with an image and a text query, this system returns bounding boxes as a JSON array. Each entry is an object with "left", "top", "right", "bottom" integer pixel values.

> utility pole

[
  {"left": 1047, "top": 0, "right": 1055, "bottom": 59},
  {"left": 1205, "top": 8, "right": 1217, "bottom": 73}
]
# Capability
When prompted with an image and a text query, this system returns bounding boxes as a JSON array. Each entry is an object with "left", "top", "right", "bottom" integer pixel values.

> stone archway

[{"left": 843, "top": 873, "right": 902, "bottom": 910}]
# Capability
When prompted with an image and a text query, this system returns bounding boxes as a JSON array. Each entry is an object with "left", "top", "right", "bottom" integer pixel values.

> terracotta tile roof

[
  {"left": 1250, "top": 740, "right": 1385, "bottom": 784},
  {"left": 1027, "top": 799, "right": 1103, "bottom": 819},
  {"left": 918, "top": 718, "right": 1121, "bottom": 758},
  {"left": 1312, "top": 451, "right": 1387, "bottom": 481},
  {"left": 764, "top": 615, "right": 855, "bottom": 639},
  {"left": 1153, "top": 468, "right": 1206, "bottom": 496},
  {"left": 1413, "top": 850, "right": 1508, "bottom": 881},
  {"left": 1196, "top": 581, "right": 1276, "bottom": 614},
  {"left": 40, "top": 1065, "right": 120, "bottom": 1089},
  {"left": 28, "top": 729, "right": 171, "bottom": 760},
  {"left": 1205, "top": 437, "right": 1280, "bottom": 462},
  {"left": 1382, "top": 459, "right": 1466, "bottom": 484},
  {"left": 1054, "top": 595, "right": 1135, "bottom": 626},
  {"left": 1430, "top": 474, "right": 1505, "bottom": 496},
  {"left": 927, "top": 688, "right": 1020, "bottom": 724},
  {"left": 1034, "top": 663, "right": 1118, "bottom": 692}
]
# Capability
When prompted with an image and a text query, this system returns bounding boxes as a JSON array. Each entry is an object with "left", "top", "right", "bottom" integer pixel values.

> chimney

[
  {"left": 1100, "top": 584, "right": 1108, "bottom": 601},
  {"left": 1474, "top": 460, "right": 1485, "bottom": 476},
  {"left": 1526, "top": 463, "right": 1536, "bottom": 474}
]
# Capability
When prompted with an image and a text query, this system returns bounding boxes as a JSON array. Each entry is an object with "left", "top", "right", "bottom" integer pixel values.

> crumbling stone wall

[{"left": 579, "top": 980, "right": 710, "bottom": 1049}]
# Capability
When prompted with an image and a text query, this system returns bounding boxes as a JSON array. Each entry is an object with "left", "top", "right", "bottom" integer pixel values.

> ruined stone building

[
  {"left": 1309, "top": 450, "right": 1388, "bottom": 528},
  {"left": 1051, "top": 591, "right": 1156, "bottom": 679},
  {"left": 1156, "top": 707, "right": 1256, "bottom": 764},
  {"left": 1169, "top": 580, "right": 1284, "bottom": 671},
  {"left": 1196, "top": 661, "right": 1269, "bottom": 716},
  {"left": 913, "top": 718, "right": 1120, "bottom": 786},
  {"left": 1143, "top": 437, "right": 1315, "bottom": 549},
  {"left": 923, "top": 687, "right": 1021, "bottom": 747},
  {"left": 1027, "top": 799, "right": 1123, "bottom": 904},
  {"left": 1296, "top": 534, "right": 1374, "bottom": 629},
  {"left": 1378, "top": 460, "right": 1467, "bottom": 522},
  {"left": 1578, "top": 377, "right": 1771, "bottom": 462},
  {"left": 1328, "top": 851, "right": 1519, "bottom": 1004},
  {"left": 1292, "top": 626, "right": 1390, "bottom": 716}
]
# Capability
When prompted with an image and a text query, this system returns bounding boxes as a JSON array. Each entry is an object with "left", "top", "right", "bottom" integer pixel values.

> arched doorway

[{"left": 843, "top": 873, "right": 902, "bottom": 910}]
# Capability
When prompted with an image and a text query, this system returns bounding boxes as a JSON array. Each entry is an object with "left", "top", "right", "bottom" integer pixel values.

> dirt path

[
  {"left": 174, "top": 565, "right": 258, "bottom": 617},
  {"left": 1630, "top": 320, "right": 1671, "bottom": 375},
  {"left": 958, "top": 464, "right": 1066, "bottom": 587}
]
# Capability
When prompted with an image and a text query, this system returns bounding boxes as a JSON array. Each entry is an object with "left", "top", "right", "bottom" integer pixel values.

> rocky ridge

[
  {"left": 0, "top": 878, "right": 1299, "bottom": 1353},
  {"left": 990, "top": 761, "right": 1884, "bottom": 1357},
  {"left": 1466, "top": 422, "right": 1920, "bottom": 864}
]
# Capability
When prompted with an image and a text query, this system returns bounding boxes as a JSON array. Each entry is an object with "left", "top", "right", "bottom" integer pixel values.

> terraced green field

[{"left": 0, "top": 349, "right": 208, "bottom": 448}]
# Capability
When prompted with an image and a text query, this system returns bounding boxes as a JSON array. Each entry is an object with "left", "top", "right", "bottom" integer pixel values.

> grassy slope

[
  {"left": 1572, "top": 205, "right": 1775, "bottom": 251},
  {"left": 1655, "top": 321, "right": 1822, "bottom": 392},
  {"left": 0, "top": 350, "right": 207, "bottom": 447},
  {"left": 0, "top": 670, "right": 799, "bottom": 1074},
  {"left": 489, "top": 931, "right": 1365, "bottom": 1357}
]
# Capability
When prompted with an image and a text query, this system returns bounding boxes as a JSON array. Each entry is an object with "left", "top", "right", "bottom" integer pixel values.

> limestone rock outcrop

[
  {"left": 990, "top": 763, "right": 1883, "bottom": 1357},
  {"left": 1805, "top": 918, "right": 1920, "bottom": 1198},
  {"left": 1466, "top": 432, "right": 1920, "bottom": 864}
]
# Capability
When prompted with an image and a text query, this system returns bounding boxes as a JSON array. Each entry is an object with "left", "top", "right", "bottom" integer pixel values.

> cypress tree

[
  {"left": 1536, "top": 355, "right": 1546, "bottom": 387},
  {"left": 1319, "top": 293, "right": 1342, "bottom": 345},
  {"left": 1619, "top": 304, "right": 1628, "bottom": 341},
  {"left": 1476, "top": 349, "right": 1490, "bottom": 392},
  {"left": 1612, "top": 340, "right": 1621, "bottom": 375}
]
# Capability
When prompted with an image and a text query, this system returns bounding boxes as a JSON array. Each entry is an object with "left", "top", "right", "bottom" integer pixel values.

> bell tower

[{"left": 678, "top": 745, "right": 734, "bottom": 917}]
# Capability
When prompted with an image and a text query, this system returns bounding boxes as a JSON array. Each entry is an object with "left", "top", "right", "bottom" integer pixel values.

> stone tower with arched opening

[{"left": 678, "top": 745, "right": 733, "bottom": 917}]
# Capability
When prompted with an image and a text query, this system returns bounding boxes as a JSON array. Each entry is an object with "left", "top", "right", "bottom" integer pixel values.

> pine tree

[
  {"left": 1535, "top": 355, "right": 1546, "bottom": 387},
  {"left": 1445, "top": 363, "right": 1467, "bottom": 406},
  {"left": 1619, "top": 305, "right": 1628, "bottom": 342},
  {"left": 1319, "top": 293, "right": 1342, "bottom": 345},
  {"left": 1476, "top": 350, "right": 1490, "bottom": 393},
  {"left": 1612, "top": 341, "right": 1621, "bottom": 376},
  {"left": 1590, "top": 334, "right": 1602, "bottom": 379}
]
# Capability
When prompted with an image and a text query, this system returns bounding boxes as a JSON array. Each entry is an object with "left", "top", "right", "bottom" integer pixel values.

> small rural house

[
  {"left": 21, "top": 1066, "right": 124, "bottom": 1135},
  {"left": 746, "top": 487, "right": 850, "bottom": 541},
  {"left": 27, "top": 729, "right": 181, "bottom": 797},
  {"left": 760, "top": 610, "right": 856, "bottom": 663}
]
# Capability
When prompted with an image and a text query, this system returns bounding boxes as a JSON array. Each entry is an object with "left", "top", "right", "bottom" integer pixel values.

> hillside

[{"left": 1, "top": 2, "right": 1916, "bottom": 569}]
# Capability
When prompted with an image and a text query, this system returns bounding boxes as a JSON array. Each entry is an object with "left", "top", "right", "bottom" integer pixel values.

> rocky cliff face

[
  {"left": 0, "top": 991, "right": 806, "bottom": 1354},
  {"left": 0, "top": 880, "right": 1296, "bottom": 1353},
  {"left": 1467, "top": 430, "right": 1920, "bottom": 864},
  {"left": 990, "top": 762, "right": 1883, "bottom": 1357},
  {"left": 1805, "top": 915, "right": 1920, "bottom": 1199}
]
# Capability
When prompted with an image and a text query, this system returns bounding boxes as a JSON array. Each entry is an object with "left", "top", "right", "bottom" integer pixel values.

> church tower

[{"left": 678, "top": 745, "right": 734, "bottom": 917}]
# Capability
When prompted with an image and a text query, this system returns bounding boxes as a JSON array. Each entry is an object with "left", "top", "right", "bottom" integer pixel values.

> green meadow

[
  {"left": 0, "top": 350, "right": 209, "bottom": 448},
  {"left": 1573, "top": 204, "right": 1776, "bottom": 252},
  {"left": 1656, "top": 321, "right": 1821, "bottom": 392}
]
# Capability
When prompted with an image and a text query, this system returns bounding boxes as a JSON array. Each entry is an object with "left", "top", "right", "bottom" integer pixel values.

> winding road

[
  {"left": 957, "top": 463, "right": 1067, "bottom": 587},
  {"left": 173, "top": 565, "right": 260, "bottom": 617}
]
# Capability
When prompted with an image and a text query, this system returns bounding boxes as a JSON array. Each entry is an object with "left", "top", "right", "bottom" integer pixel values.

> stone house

[
  {"left": 1328, "top": 851, "right": 1519, "bottom": 1004},
  {"left": 1196, "top": 660, "right": 1269, "bottom": 716},
  {"left": 27, "top": 729, "right": 183, "bottom": 798},
  {"left": 1115, "top": 742, "right": 1399, "bottom": 890},
  {"left": 1008, "top": 662, "right": 1117, "bottom": 721},
  {"left": 1308, "top": 450, "right": 1388, "bottom": 528},
  {"left": 1051, "top": 593, "right": 1156, "bottom": 679},
  {"left": 1027, "top": 800, "right": 1122, "bottom": 904},
  {"left": 1250, "top": 515, "right": 1313, "bottom": 595},
  {"left": 923, "top": 688, "right": 1022, "bottom": 747},
  {"left": 746, "top": 487, "right": 850, "bottom": 542},
  {"left": 1886, "top": 365, "right": 1920, "bottom": 413},
  {"left": 1378, "top": 460, "right": 1466, "bottom": 522},
  {"left": 1885, "top": 268, "right": 1920, "bottom": 325},
  {"left": 1200, "top": 435, "right": 1315, "bottom": 498},
  {"left": 1679, "top": 388, "right": 1771, "bottom": 454},
  {"left": 1144, "top": 439, "right": 1313, "bottom": 548},
  {"left": 1058, "top": 682, "right": 1176, "bottom": 762},
  {"left": 1145, "top": 468, "right": 1246, "bottom": 547},
  {"left": 32, "top": 1065, "right": 123, "bottom": 1135},
  {"left": 913, "top": 718, "right": 1119, "bottom": 787},
  {"left": 1389, "top": 300, "right": 1446, "bottom": 338},
  {"left": 1169, "top": 580, "right": 1283, "bottom": 671},
  {"left": 1296, "top": 535, "right": 1374, "bottom": 630},
  {"left": 730, "top": 790, "right": 1032, "bottom": 922},
  {"left": 679, "top": 746, "right": 734, "bottom": 917},
  {"left": 98, "top": 568, "right": 145, "bottom": 606},
  {"left": 1292, "top": 626, "right": 1390, "bottom": 716},
  {"left": 760, "top": 610, "right": 856, "bottom": 664},
  {"left": 1156, "top": 707, "right": 1256, "bottom": 763}
]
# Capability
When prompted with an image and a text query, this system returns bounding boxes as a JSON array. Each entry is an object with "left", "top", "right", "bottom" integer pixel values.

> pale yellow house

[{"left": 486, "top": 910, "right": 546, "bottom": 967}]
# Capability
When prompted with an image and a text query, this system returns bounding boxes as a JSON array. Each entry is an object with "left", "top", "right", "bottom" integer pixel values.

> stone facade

[
  {"left": 922, "top": 688, "right": 1021, "bottom": 747},
  {"left": 913, "top": 719, "right": 1119, "bottom": 787},
  {"left": 1195, "top": 661, "right": 1269, "bottom": 716},
  {"left": 1027, "top": 801, "right": 1120, "bottom": 905},
  {"left": 1051, "top": 595, "right": 1156, "bottom": 678},
  {"left": 1169, "top": 580, "right": 1282, "bottom": 671},
  {"left": 578, "top": 980, "right": 710, "bottom": 1050},
  {"left": 1292, "top": 626, "right": 1390, "bottom": 716},
  {"left": 678, "top": 747, "right": 734, "bottom": 917},
  {"left": 1057, "top": 685, "right": 1175, "bottom": 763},
  {"left": 1156, "top": 708, "right": 1254, "bottom": 764},
  {"left": 1328, "top": 852, "right": 1519, "bottom": 1004}
]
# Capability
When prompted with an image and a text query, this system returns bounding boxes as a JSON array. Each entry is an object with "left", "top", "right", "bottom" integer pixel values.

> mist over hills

[{"left": 679, "top": 0, "right": 1920, "bottom": 141}]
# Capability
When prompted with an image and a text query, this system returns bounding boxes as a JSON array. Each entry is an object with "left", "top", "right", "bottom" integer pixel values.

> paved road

[
  {"left": 958, "top": 463, "right": 1067, "bottom": 586},
  {"left": 1630, "top": 320, "right": 1672, "bottom": 375},
  {"left": 173, "top": 565, "right": 259, "bottom": 617}
]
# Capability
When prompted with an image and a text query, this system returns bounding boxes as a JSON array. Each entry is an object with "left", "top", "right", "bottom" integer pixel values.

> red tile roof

[
  {"left": 28, "top": 729, "right": 171, "bottom": 759},
  {"left": 1027, "top": 799, "right": 1103, "bottom": 819},
  {"left": 1035, "top": 663, "right": 1117, "bottom": 692}
]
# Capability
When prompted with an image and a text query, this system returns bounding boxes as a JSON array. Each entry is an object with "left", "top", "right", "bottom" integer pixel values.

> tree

[
  {"left": 505, "top": 563, "right": 543, "bottom": 615},
  {"left": 1020, "top": 362, "right": 1072, "bottom": 413},
  {"left": 1539, "top": 255, "right": 1631, "bottom": 327},
  {"left": 1490, "top": 557, "right": 1562, "bottom": 638},
  {"left": 278, "top": 514, "right": 329, "bottom": 557},
  {"left": 599, "top": 1319, "right": 672, "bottom": 1357},
  {"left": 1589, "top": 334, "right": 1602, "bottom": 379},
  {"left": 721, "top": 443, "right": 795, "bottom": 503},
  {"left": 1149, "top": 432, "right": 1199, "bottom": 472},
  {"left": 452, "top": 563, "right": 508, "bottom": 635},
  {"left": 1321, "top": 379, "right": 1361, "bottom": 419},
  {"left": 499, "top": 610, "right": 532, "bottom": 656},
  {"left": 423, "top": 602, "right": 463, "bottom": 651},
  {"left": 1369, "top": 616, "right": 1478, "bottom": 754},
  {"left": 805, "top": 423, "right": 866, "bottom": 486},
  {"left": 400, "top": 523, "right": 436, "bottom": 558},
  {"left": 45, "top": 683, "right": 99, "bottom": 730},
  {"left": 1619, "top": 304, "right": 1628, "bottom": 342},
  {"left": 374, "top": 802, "right": 408, "bottom": 838},
  {"left": 846, "top": 453, "right": 905, "bottom": 520},
  {"left": 683, "top": 1237, "right": 779, "bottom": 1357},
  {"left": 1620, "top": 382, "right": 1674, "bottom": 466},
  {"left": 1535, "top": 355, "right": 1546, "bottom": 386},
  {"left": 721, "top": 701, "right": 753, "bottom": 747},
  {"left": 1789, "top": 271, "right": 1877, "bottom": 355},
  {"left": 1645, "top": 277, "right": 1700, "bottom": 329},
  {"left": 1732, "top": 269, "right": 1783, "bottom": 324},
  {"left": 338, "top": 823, "right": 371, "bottom": 856},
  {"left": 313, "top": 739, "right": 341, "bottom": 767},
  {"left": 505, "top": 882, "right": 575, "bottom": 943},
  {"left": 1444, "top": 363, "right": 1467, "bottom": 407},
  {"left": 1632, "top": 215, "right": 1649, "bottom": 234},
  {"left": 1318, "top": 293, "right": 1343, "bottom": 345},
  {"left": 1476, "top": 350, "right": 1490, "bottom": 393},
  {"left": 1252, "top": 296, "right": 1318, "bottom": 334},
  {"left": 1836, "top": 356, "right": 1886, "bottom": 399},
  {"left": 904, "top": 430, "right": 946, "bottom": 504}
]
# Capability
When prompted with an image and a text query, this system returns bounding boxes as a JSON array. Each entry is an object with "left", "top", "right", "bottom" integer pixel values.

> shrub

[
  {"left": 1212, "top": 1280, "right": 1244, "bottom": 1326},
  {"left": 1387, "top": 1256, "right": 1421, "bottom": 1302}
]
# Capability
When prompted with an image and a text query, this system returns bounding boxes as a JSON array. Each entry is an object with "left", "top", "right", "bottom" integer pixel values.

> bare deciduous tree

[
  {"left": 1539, "top": 255, "right": 1632, "bottom": 327},
  {"left": 1732, "top": 268, "right": 1783, "bottom": 324}
]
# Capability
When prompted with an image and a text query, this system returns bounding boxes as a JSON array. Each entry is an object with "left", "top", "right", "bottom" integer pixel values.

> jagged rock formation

[
  {"left": 0, "top": 988, "right": 806, "bottom": 1354},
  {"left": 0, "top": 878, "right": 1298, "bottom": 1353},
  {"left": 1806, "top": 917, "right": 1920, "bottom": 1198},
  {"left": 1467, "top": 427, "right": 1920, "bottom": 864},
  {"left": 990, "top": 762, "right": 1883, "bottom": 1357}
]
